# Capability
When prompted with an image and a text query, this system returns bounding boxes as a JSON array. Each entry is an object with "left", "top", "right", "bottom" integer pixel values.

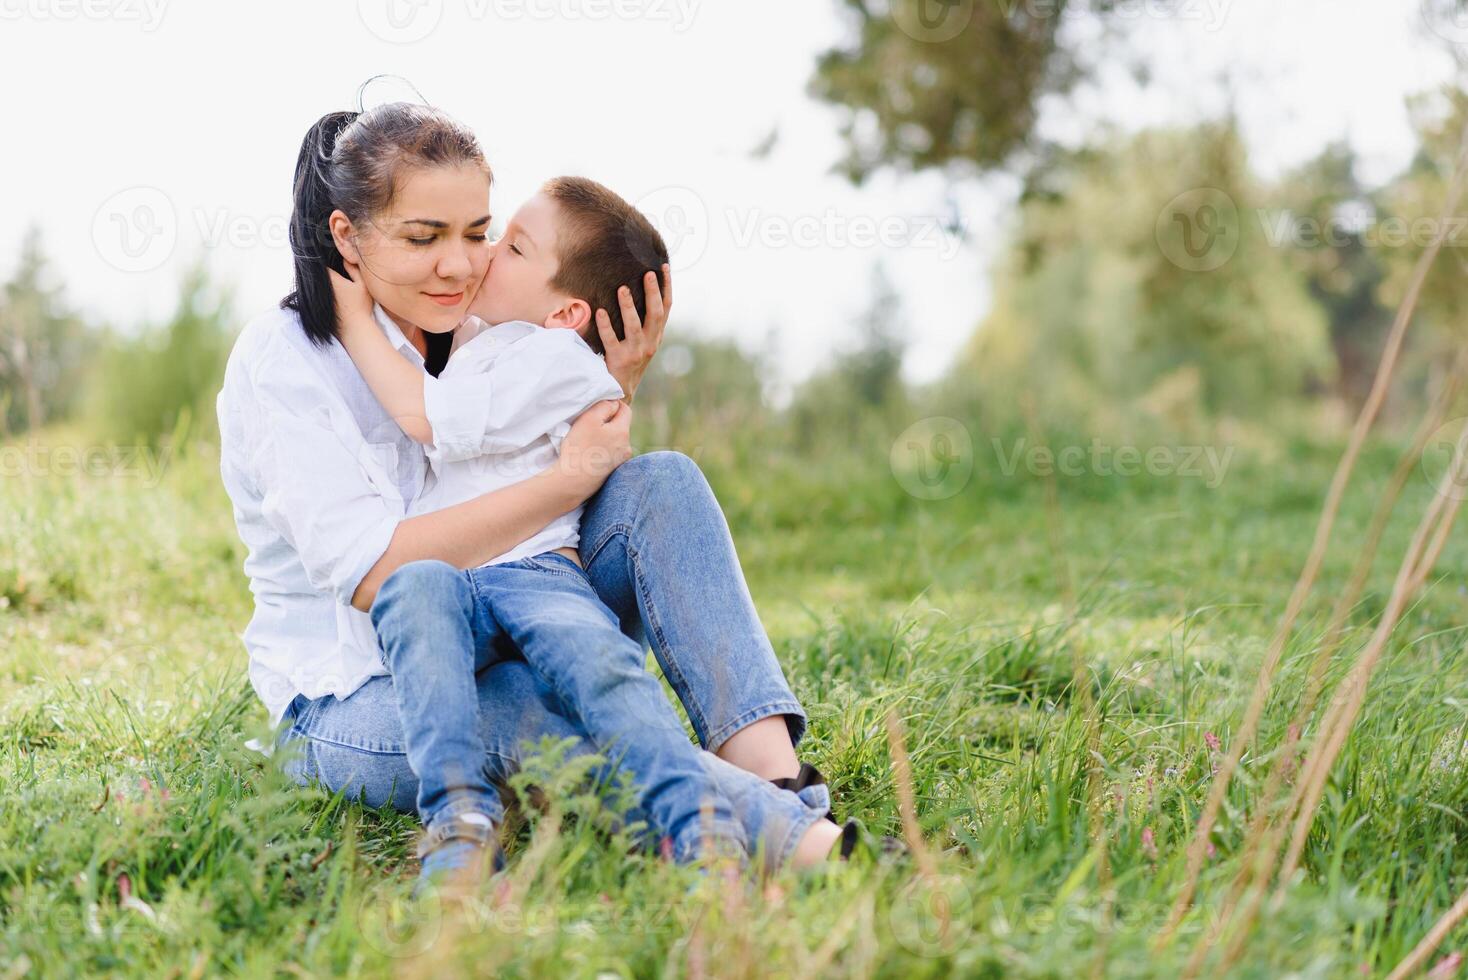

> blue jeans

[
  {"left": 370, "top": 552, "right": 750, "bottom": 861},
  {"left": 277, "top": 452, "right": 819, "bottom": 868}
]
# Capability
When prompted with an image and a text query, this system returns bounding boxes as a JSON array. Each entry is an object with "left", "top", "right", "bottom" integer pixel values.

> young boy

[{"left": 331, "top": 177, "right": 840, "bottom": 889}]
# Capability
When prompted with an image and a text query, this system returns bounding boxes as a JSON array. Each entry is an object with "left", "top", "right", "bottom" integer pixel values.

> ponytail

[
  {"left": 282, "top": 110, "right": 359, "bottom": 347},
  {"left": 280, "top": 102, "right": 489, "bottom": 347}
]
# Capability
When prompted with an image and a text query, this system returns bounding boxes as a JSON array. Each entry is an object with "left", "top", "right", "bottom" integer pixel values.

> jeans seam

[
  {"left": 625, "top": 537, "right": 711, "bottom": 746},
  {"left": 524, "top": 557, "right": 581, "bottom": 579},
  {"left": 581, "top": 520, "right": 634, "bottom": 571},
  {"left": 294, "top": 724, "right": 514, "bottom": 773}
]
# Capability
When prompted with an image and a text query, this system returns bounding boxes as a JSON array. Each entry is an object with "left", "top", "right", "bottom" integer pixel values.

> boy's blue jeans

[
  {"left": 277, "top": 452, "right": 823, "bottom": 870},
  {"left": 370, "top": 552, "right": 748, "bottom": 862}
]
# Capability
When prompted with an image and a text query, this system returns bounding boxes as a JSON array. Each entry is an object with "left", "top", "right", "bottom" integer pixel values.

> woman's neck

[{"left": 385, "top": 309, "right": 429, "bottom": 359}]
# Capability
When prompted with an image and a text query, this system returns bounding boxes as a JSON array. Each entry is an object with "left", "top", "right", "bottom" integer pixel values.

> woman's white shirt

[
  {"left": 216, "top": 303, "right": 429, "bottom": 726},
  {"left": 216, "top": 306, "right": 624, "bottom": 728}
]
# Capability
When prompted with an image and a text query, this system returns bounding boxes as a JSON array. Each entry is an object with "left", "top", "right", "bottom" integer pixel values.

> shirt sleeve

[
  {"left": 422, "top": 329, "right": 625, "bottom": 465},
  {"left": 248, "top": 351, "right": 403, "bottom": 607}
]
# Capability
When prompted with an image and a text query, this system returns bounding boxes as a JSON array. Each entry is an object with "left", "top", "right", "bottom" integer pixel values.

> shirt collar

[{"left": 371, "top": 303, "right": 427, "bottom": 366}]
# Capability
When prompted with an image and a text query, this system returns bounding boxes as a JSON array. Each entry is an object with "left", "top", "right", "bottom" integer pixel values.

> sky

[{"left": 0, "top": 0, "right": 1459, "bottom": 388}]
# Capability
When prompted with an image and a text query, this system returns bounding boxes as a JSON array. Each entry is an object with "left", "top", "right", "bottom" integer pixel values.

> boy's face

[{"left": 469, "top": 192, "right": 589, "bottom": 334}]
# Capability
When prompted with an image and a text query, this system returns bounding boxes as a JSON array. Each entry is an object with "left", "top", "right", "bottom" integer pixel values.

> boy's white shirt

[{"left": 335, "top": 310, "right": 625, "bottom": 663}]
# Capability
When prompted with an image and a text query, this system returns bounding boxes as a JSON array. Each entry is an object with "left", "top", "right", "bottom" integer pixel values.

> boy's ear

[
  {"left": 328, "top": 210, "right": 361, "bottom": 264},
  {"left": 544, "top": 298, "right": 592, "bottom": 335}
]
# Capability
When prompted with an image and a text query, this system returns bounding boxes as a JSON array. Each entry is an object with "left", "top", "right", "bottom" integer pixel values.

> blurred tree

[
  {"left": 810, "top": 0, "right": 1134, "bottom": 181},
  {"left": 1373, "top": 85, "right": 1468, "bottom": 404},
  {"left": 632, "top": 334, "right": 775, "bottom": 456},
  {"left": 954, "top": 121, "right": 1333, "bottom": 426},
  {"left": 788, "top": 263, "right": 910, "bottom": 450},
  {"left": 0, "top": 228, "right": 92, "bottom": 434},
  {"left": 87, "top": 263, "right": 233, "bottom": 447},
  {"left": 1268, "top": 142, "right": 1393, "bottom": 410}
]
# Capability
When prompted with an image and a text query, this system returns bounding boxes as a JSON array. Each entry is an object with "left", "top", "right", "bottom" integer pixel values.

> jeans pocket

[{"left": 524, "top": 554, "right": 586, "bottom": 579}]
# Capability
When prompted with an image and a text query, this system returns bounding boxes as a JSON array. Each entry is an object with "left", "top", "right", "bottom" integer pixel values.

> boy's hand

[
  {"left": 599, "top": 264, "right": 670, "bottom": 403},
  {"left": 329, "top": 260, "right": 375, "bottom": 335}
]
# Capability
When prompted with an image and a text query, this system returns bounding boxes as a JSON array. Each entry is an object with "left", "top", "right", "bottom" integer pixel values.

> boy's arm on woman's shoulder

[{"left": 330, "top": 265, "right": 433, "bottom": 444}]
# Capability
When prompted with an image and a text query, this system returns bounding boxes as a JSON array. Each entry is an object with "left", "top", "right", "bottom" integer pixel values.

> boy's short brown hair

[{"left": 542, "top": 176, "right": 669, "bottom": 355}]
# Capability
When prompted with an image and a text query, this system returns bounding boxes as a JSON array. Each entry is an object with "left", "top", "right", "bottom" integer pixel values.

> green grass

[{"left": 3, "top": 424, "right": 1468, "bottom": 977}]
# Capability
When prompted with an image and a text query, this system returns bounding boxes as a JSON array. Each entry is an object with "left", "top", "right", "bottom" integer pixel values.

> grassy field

[{"left": 2, "top": 422, "right": 1468, "bottom": 977}]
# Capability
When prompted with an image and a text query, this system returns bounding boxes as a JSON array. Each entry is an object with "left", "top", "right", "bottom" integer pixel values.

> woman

[{"left": 216, "top": 102, "right": 849, "bottom": 876}]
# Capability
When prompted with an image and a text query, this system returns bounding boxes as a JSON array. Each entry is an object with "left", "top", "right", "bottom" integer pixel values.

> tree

[
  {"left": 1268, "top": 143, "right": 1393, "bottom": 410},
  {"left": 0, "top": 229, "right": 92, "bottom": 433},
  {"left": 788, "top": 263, "right": 910, "bottom": 450},
  {"left": 1372, "top": 86, "right": 1468, "bottom": 407},
  {"left": 87, "top": 263, "right": 234, "bottom": 447},
  {"left": 810, "top": 0, "right": 1133, "bottom": 182},
  {"left": 953, "top": 121, "right": 1333, "bottom": 426}
]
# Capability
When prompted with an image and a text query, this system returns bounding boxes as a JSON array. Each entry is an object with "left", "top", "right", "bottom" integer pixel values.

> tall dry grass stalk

[
  {"left": 1178, "top": 357, "right": 1468, "bottom": 977},
  {"left": 886, "top": 710, "right": 936, "bottom": 880},
  {"left": 1183, "top": 424, "right": 1468, "bottom": 972},
  {"left": 1386, "top": 885, "right": 1468, "bottom": 980},
  {"left": 1193, "top": 422, "right": 1468, "bottom": 976},
  {"left": 1276, "top": 423, "right": 1468, "bottom": 889},
  {"left": 1159, "top": 127, "right": 1468, "bottom": 948}
]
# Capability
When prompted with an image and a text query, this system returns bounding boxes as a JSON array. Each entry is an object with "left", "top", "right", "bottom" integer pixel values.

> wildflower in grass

[
  {"left": 1428, "top": 951, "right": 1464, "bottom": 979},
  {"left": 1204, "top": 732, "right": 1221, "bottom": 753},
  {"left": 1141, "top": 827, "right": 1159, "bottom": 860}
]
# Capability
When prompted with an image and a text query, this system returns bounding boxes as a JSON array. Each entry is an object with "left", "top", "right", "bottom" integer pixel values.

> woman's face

[{"left": 333, "top": 163, "right": 492, "bottom": 334}]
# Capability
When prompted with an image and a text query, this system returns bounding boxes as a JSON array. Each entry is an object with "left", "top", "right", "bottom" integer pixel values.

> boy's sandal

[
  {"left": 416, "top": 813, "right": 503, "bottom": 861},
  {"left": 838, "top": 820, "right": 908, "bottom": 862}
]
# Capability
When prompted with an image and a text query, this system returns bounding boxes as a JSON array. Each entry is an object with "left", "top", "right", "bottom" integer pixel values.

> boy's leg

[
  {"left": 370, "top": 559, "right": 505, "bottom": 832},
  {"left": 471, "top": 555, "right": 746, "bottom": 863}
]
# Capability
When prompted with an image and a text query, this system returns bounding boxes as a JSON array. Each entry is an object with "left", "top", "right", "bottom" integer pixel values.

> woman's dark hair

[{"left": 281, "top": 102, "right": 490, "bottom": 347}]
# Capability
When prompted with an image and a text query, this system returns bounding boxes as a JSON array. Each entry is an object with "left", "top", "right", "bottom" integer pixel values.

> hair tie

[{"left": 355, "top": 74, "right": 433, "bottom": 113}]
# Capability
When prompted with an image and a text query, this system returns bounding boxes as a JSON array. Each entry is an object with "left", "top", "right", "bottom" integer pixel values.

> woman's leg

[
  {"left": 578, "top": 451, "right": 805, "bottom": 781},
  {"left": 275, "top": 662, "right": 595, "bottom": 816}
]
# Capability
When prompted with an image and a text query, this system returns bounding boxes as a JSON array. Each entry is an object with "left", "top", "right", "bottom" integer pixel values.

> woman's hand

[
  {"left": 598, "top": 264, "right": 671, "bottom": 402},
  {"left": 555, "top": 399, "right": 634, "bottom": 499},
  {"left": 329, "top": 260, "right": 375, "bottom": 334}
]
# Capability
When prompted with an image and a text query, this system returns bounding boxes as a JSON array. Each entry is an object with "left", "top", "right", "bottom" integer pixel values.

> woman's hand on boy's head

[
  {"left": 329, "top": 260, "right": 375, "bottom": 332},
  {"left": 599, "top": 264, "right": 671, "bottom": 403}
]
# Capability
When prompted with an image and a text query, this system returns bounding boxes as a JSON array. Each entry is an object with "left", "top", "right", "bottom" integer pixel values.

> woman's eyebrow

[{"left": 397, "top": 215, "right": 493, "bottom": 229}]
